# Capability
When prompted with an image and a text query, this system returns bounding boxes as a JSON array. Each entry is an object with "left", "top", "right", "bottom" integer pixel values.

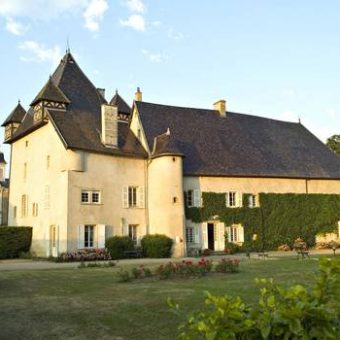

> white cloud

[
  {"left": 141, "top": 49, "right": 168, "bottom": 63},
  {"left": 0, "top": 0, "right": 108, "bottom": 33},
  {"left": 83, "top": 0, "right": 108, "bottom": 32},
  {"left": 5, "top": 17, "right": 28, "bottom": 35},
  {"left": 19, "top": 41, "right": 62, "bottom": 68},
  {"left": 168, "top": 27, "right": 184, "bottom": 41},
  {"left": 120, "top": 14, "right": 145, "bottom": 31},
  {"left": 125, "top": 0, "right": 145, "bottom": 13}
]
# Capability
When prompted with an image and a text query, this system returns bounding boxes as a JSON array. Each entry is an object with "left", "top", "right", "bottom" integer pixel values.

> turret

[
  {"left": 30, "top": 76, "right": 70, "bottom": 123},
  {"left": 148, "top": 129, "right": 186, "bottom": 257},
  {"left": 1, "top": 101, "right": 26, "bottom": 141},
  {"left": 0, "top": 151, "right": 6, "bottom": 182}
]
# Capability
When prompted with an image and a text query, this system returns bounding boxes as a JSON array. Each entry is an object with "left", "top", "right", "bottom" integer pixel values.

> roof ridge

[{"left": 137, "top": 101, "right": 300, "bottom": 125}]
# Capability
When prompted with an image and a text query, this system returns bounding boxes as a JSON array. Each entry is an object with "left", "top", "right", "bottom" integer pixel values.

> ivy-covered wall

[{"left": 185, "top": 192, "right": 340, "bottom": 250}]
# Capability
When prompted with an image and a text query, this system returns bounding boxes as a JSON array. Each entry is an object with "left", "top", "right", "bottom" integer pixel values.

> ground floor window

[
  {"left": 186, "top": 227, "right": 194, "bottom": 243},
  {"left": 84, "top": 225, "right": 95, "bottom": 248},
  {"left": 227, "top": 224, "right": 244, "bottom": 243},
  {"left": 128, "top": 224, "right": 138, "bottom": 245}
]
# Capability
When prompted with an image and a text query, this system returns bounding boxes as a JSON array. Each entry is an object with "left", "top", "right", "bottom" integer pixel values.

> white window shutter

[
  {"left": 218, "top": 223, "right": 225, "bottom": 251},
  {"left": 202, "top": 223, "right": 208, "bottom": 248},
  {"left": 226, "top": 226, "right": 231, "bottom": 242},
  {"left": 237, "top": 192, "right": 243, "bottom": 207},
  {"left": 97, "top": 224, "right": 106, "bottom": 248},
  {"left": 122, "top": 186, "right": 128, "bottom": 208},
  {"left": 138, "top": 186, "right": 145, "bottom": 208},
  {"left": 78, "top": 225, "right": 84, "bottom": 249},
  {"left": 226, "top": 193, "right": 229, "bottom": 207},
  {"left": 193, "top": 189, "right": 200, "bottom": 207},
  {"left": 238, "top": 226, "right": 244, "bottom": 243},
  {"left": 194, "top": 225, "right": 200, "bottom": 244}
]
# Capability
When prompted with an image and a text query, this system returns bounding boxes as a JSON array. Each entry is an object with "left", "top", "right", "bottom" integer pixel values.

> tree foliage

[{"left": 326, "top": 134, "right": 340, "bottom": 156}]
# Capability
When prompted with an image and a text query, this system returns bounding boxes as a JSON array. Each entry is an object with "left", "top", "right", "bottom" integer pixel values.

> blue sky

[{"left": 1, "top": 0, "right": 340, "bottom": 165}]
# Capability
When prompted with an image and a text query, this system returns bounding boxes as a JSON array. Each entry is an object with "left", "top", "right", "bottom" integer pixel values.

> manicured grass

[{"left": 0, "top": 256, "right": 325, "bottom": 339}]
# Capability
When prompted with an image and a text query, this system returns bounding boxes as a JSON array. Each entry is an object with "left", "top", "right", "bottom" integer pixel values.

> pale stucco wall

[
  {"left": 66, "top": 151, "right": 147, "bottom": 252},
  {"left": 8, "top": 122, "right": 69, "bottom": 256},
  {"left": 184, "top": 176, "right": 340, "bottom": 194},
  {"left": 148, "top": 155, "right": 186, "bottom": 257}
]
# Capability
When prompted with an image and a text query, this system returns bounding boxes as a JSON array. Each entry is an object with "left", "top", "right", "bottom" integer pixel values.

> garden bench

[{"left": 123, "top": 249, "right": 143, "bottom": 258}]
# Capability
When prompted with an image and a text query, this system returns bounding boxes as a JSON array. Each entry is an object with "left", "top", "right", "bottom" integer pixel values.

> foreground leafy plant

[{"left": 170, "top": 257, "right": 340, "bottom": 339}]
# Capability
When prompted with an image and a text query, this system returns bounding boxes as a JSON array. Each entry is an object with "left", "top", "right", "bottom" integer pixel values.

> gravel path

[{"left": 0, "top": 249, "right": 335, "bottom": 271}]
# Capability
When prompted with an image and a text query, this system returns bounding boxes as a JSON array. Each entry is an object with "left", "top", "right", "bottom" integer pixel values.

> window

[
  {"left": 84, "top": 225, "right": 95, "bottom": 248},
  {"left": 81, "top": 190, "right": 101, "bottom": 204},
  {"left": 137, "top": 128, "right": 141, "bottom": 139},
  {"left": 51, "top": 225, "right": 56, "bottom": 247},
  {"left": 46, "top": 155, "right": 50, "bottom": 169},
  {"left": 186, "top": 227, "right": 194, "bottom": 243},
  {"left": 13, "top": 206, "right": 17, "bottom": 218},
  {"left": 21, "top": 194, "right": 27, "bottom": 217},
  {"left": 248, "top": 194, "right": 257, "bottom": 208},
  {"left": 128, "top": 224, "right": 138, "bottom": 245},
  {"left": 25, "top": 140, "right": 29, "bottom": 147},
  {"left": 32, "top": 203, "right": 39, "bottom": 217},
  {"left": 226, "top": 192, "right": 236, "bottom": 207},
  {"left": 226, "top": 225, "right": 244, "bottom": 243},
  {"left": 128, "top": 187, "right": 137, "bottom": 207},
  {"left": 186, "top": 190, "right": 193, "bottom": 207},
  {"left": 123, "top": 186, "right": 144, "bottom": 208}
]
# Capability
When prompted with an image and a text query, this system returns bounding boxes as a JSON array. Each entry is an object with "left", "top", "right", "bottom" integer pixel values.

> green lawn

[{"left": 0, "top": 257, "right": 325, "bottom": 340}]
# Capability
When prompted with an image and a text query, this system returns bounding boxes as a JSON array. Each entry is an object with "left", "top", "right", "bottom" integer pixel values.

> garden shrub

[
  {"left": 171, "top": 257, "right": 340, "bottom": 339},
  {"left": 0, "top": 227, "right": 32, "bottom": 259},
  {"left": 141, "top": 234, "right": 173, "bottom": 258},
  {"left": 105, "top": 236, "right": 134, "bottom": 260},
  {"left": 215, "top": 258, "right": 240, "bottom": 273}
]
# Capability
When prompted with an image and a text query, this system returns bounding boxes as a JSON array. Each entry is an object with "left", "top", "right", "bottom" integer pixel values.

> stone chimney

[
  {"left": 97, "top": 88, "right": 105, "bottom": 99},
  {"left": 101, "top": 104, "right": 118, "bottom": 148},
  {"left": 213, "top": 99, "right": 226, "bottom": 117},
  {"left": 135, "top": 87, "right": 142, "bottom": 101}
]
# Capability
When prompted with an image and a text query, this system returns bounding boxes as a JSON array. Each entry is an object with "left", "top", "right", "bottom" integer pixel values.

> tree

[{"left": 326, "top": 134, "right": 340, "bottom": 156}]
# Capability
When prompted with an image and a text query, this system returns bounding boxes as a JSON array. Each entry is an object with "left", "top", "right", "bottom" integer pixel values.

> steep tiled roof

[
  {"left": 2, "top": 102, "right": 26, "bottom": 126},
  {"left": 136, "top": 101, "right": 340, "bottom": 179},
  {"left": 5, "top": 52, "right": 147, "bottom": 159},
  {"left": 30, "top": 77, "right": 70, "bottom": 106},
  {"left": 110, "top": 91, "right": 131, "bottom": 115}
]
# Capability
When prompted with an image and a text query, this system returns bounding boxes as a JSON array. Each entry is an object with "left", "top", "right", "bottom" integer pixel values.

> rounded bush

[
  {"left": 0, "top": 227, "right": 32, "bottom": 259},
  {"left": 105, "top": 236, "right": 134, "bottom": 260},
  {"left": 141, "top": 234, "right": 173, "bottom": 258}
]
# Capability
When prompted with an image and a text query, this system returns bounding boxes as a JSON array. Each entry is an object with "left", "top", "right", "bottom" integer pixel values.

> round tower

[{"left": 148, "top": 131, "right": 185, "bottom": 257}]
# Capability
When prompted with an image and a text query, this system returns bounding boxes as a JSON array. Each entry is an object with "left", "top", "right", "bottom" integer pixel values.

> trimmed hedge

[
  {"left": 105, "top": 236, "right": 134, "bottom": 259},
  {"left": 141, "top": 234, "right": 173, "bottom": 258},
  {"left": 186, "top": 192, "right": 340, "bottom": 250},
  {"left": 0, "top": 227, "right": 32, "bottom": 259}
]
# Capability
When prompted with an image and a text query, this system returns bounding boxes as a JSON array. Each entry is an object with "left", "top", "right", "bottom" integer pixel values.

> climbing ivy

[{"left": 185, "top": 192, "right": 339, "bottom": 250}]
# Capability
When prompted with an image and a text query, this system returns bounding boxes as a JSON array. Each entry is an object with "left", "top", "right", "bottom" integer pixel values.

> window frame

[
  {"left": 128, "top": 224, "right": 138, "bottom": 245},
  {"left": 84, "top": 225, "right": 95, "bottom": 248},
  {"left": 81, "top": 190, "right": 101, "bottom": 205},
  {"left": 248, "top": 194, "right": 257, "bottom": 208},
  {"left": 226, "top": 192, "right": 236, "bottom": 207},
  {"left": 186, "top": 227, "right": 194, "bottom": 243},
  {"left": 186, "top": 190, "right": 193, "bottom": 207},
  {"left": 128, "top": 187, "right": 138, "bottom": 208}
]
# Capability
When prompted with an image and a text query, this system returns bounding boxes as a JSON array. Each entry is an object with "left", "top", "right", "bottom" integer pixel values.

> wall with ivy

[{"left": 185, "top": 192, "right": 340, "bottom": 250}]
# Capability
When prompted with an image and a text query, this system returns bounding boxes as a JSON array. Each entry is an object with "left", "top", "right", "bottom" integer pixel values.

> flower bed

[
  {"left": 57, "top": 248, "right": 112, "bottom": 262},
  {"left": 117, "top": 258, "right": 239, "bottom": 282}
]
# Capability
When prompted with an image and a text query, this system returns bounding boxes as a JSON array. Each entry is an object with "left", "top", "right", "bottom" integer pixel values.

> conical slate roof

[
  {"left": 2, "top": 102, "right": 26, "bottom": 126},
  {"left": 30, "top": 77, "right": 70, "bottom": 106},
  {"left": 109, "top": 91, "right": 131, "bottom": 115},
  {"left": 152, "top": 130, "right": 184, "bottom": 159}
]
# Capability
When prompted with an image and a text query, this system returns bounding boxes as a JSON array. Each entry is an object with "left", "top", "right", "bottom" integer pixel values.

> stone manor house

[{"left": 3, "top": 52, "right": 340, "bottom": 257}]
